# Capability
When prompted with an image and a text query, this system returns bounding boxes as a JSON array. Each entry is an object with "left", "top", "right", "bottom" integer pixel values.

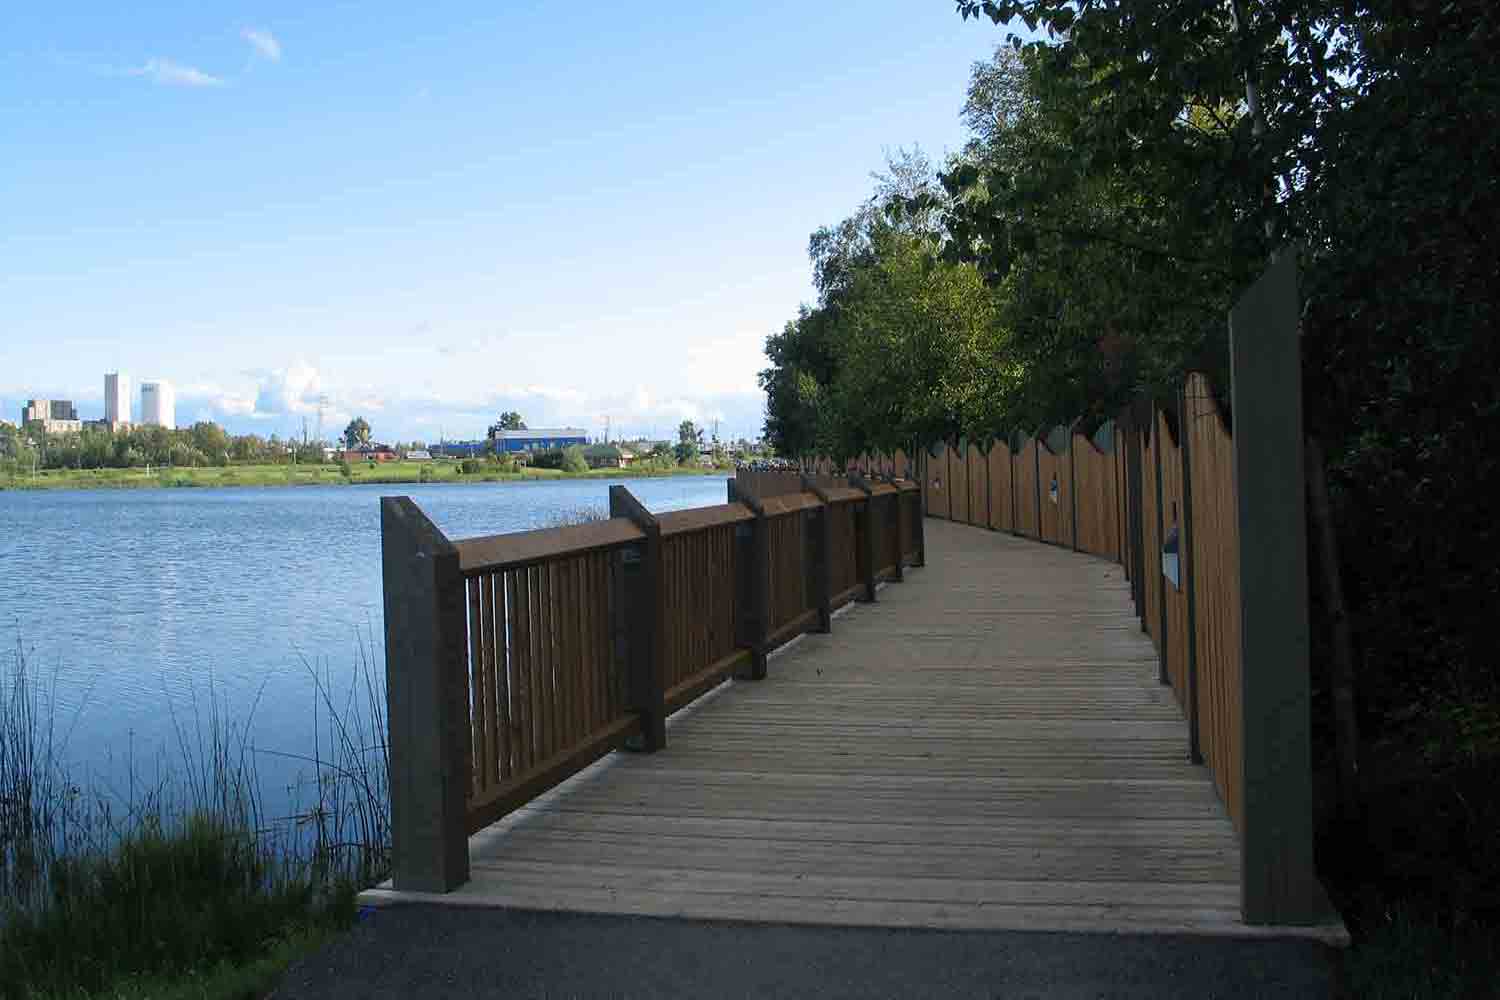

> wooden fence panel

[
  {"left": 893, "top": 449, "right": 909, "bottom": 479},
  {"left": 949, "top": 442, "right": 971, "bottom": 525},
  {"left": 1037, "top": 441, "right": 1065, "bottom": 545},
  {"left": 924, "top": 443, "right": 951, "bottom": 520},
  {"left": 458, "top": 540, "right": 635, "bottom": 833},
  {"left": 1141, "top": 427, "right": 1161, "bottom": 653},
  {"left": 828, "top": 499, "right": 861, "bottom": 604},
  {"left": 1157, "top": 409, "right": 1190, "bottom": 709},
  {"left": 1186, "top": 372, "right": 1245, "bottom": 829},
  {"left": 1015, "top": 438, "right": 1040, "bottom": 539},
  {"left": 766, "top": 510, "right": 809, "bottom": 634},
  {"left": 1072, "top": 432, "right": 1120, "bottom": 560},
  {"left": 966, "top": 444, "right": 987, "bottom": 527},
  {"left": 987, "top": 441, "right": 1013, "bottom": 532},
  {"left": 658, "top": 523, "right": 741, "bottom": 696}
]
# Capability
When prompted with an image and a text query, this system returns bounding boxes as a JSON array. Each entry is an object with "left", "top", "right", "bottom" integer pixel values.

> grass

[
  {"left": 0, "top": 636, "right": 391, "bottom": 999},
  {"left": 1, "top": 461, "right": 730, "bottom": 491}
]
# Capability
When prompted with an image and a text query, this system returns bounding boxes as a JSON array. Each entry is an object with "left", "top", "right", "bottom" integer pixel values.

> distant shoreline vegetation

[{"left": 0, "top": 460, "right": 731, "bottom": 492}]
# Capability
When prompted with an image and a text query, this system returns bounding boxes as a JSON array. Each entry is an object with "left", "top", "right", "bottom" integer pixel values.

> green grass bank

[{"left": 1, "top": 461, "right": 730, "bottom": 492}]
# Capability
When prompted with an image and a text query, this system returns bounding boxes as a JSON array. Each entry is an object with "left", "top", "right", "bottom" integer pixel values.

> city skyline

[{"left": 0, "top": 3, "right": 1004, "bottom": 445}]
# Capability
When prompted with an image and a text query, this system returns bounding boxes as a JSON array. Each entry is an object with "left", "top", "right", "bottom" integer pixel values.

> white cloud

[
  {"left": 241, "top": 28, "right": 282, "bottom": 63},
  {"left": 251, "top": 361, "right": 325, "bottom": 416},
  {"left": 129, "top": 58, "right": 224, "bottom": 88}
]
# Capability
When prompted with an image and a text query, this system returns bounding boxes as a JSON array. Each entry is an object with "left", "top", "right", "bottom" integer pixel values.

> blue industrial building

[
  {"left": 487, "top": 427, "right": 589, "bottom": 453},
  {"left": 432, "top": 427, "right": 589, "bottom": 458}
]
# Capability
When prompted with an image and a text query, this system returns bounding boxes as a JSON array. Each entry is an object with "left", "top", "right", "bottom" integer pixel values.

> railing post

[
  {"left": 1178, "top": 386, "right": 1203, "bottom": 765},
  {"left": 1126, "top": 403, "right": 1148, "bottom": 627},
  {"left": 1230, "top": 251, "right": 1330, "bottom": 925},
  {"left": 910, "top": 458, "right": 927, "bottom": 567},
  {"left": 736, "top": 492, "right": 771, "bottom": 678},
  {"left": 801, "top": 475, "right": 834, "bottom": 630},
  {"left": 1009, "top": 432, "right": 1019, "bottom": 535},
  {"left": 380, "top": 496, "right": 470, "bottom": 892},
  {"left": 609, "top": 485, "right": 666, "bottom": 750},
  {"left": 1152, "top": 408, "right": 1169, "bottom": 685},
  {"left": 850, "top": 473, "right": 878, "bottom": 602},
  {"left": 886, "top": 482, "right": 904, "bottom": 582},
  {"left": 1068, "top": 419, "right": 1081, "bottom": 552},
  {"left": 1033, "top": 431, "right": 1043, "bottom": 541}
]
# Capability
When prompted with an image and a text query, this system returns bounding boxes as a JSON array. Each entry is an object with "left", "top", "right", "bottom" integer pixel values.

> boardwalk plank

[{"left": 374, "top": 520, "right": 1250, "bottom": 936}]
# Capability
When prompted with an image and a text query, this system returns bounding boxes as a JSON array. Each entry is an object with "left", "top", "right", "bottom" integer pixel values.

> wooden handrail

[
  {"left": 820, "top": 486, "right": 866, "bottom": 504},
  {"left": 455, "top": 518, "right": 644, "bottom": 575},
  {"left": 759, "top": 492, "right": 824, "bottom": 516},
  {"left": 657, "top": 502, "right": 755, "bottom": 537}
]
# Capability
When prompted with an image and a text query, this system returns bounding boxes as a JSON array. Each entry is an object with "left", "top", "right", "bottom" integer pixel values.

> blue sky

[{"left": 1, "top": 2, "right": 1008, "bottom": 444}]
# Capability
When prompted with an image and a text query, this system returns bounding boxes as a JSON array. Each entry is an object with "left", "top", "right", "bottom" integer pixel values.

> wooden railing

[
  {"left": 382, "top": 475, "right": 922, "bottom": 893},
  {"left": 804, "top": 255, "right": 1328, "bottom": 926}
]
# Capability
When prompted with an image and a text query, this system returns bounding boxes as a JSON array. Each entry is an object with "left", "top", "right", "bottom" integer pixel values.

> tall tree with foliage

[{"left": 342, "top": 418, "right": 371, "bottom": 450}]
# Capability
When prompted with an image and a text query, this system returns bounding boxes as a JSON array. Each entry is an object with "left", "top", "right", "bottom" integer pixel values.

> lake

[{"left": 0, "top": 476, "right": 731, "bottom": 810}]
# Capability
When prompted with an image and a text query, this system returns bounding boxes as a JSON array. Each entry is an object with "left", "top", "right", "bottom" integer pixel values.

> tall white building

[
  {"left": 140, "top": 380, "right": 175, "bottom": 429},
  {"left": 105, "top": 372, "right": 130, "bottom": 428}
]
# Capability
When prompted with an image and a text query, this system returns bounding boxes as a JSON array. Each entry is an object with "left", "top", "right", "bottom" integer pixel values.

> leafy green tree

[
  {"left": 674, "top": 421, "right": 704, "bottom": 465},
  {"left": 561, "top": 445, "right": 589, "bottom": 474},
  {"left": 342, "top": 417, "right": 371, "bottom": 450},
  {"left": 189, "top": 422, "right": 229, "bottom": 463},
  {"left": 496, "top": 412, "right": 526, "bottom": 431}
]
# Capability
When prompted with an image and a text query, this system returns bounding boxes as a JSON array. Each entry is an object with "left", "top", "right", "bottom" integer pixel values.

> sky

[{"left": 0, "top": 2, "right": 1010, "bottom": 444}]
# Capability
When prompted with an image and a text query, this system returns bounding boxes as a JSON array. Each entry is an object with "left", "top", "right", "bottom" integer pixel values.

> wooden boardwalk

[{"left": 364, "top": 519, "right": 1265, "bottom": 935}]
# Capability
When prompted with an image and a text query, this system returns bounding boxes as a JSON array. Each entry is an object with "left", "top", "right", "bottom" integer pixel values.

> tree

[
  {"left": 496, "top": 412, "right": 526, "bottom": 431},
  {"left": 342, "top": 417, "right": 371, "bottom": 450},
  {"left": 561, "top": 445, "right": 589, "bottom": 474},
  {"left": 189, "top": 421, "right": 229, "bottom": 465},
  {"left": 674, "top": 421, "right": 704, "bottom": 465}
]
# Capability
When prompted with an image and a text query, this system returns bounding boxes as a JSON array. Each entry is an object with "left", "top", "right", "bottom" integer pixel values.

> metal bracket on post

[
  {"left": 380, "top": 496, "right": 470, "bottom": 893},
  {"left": 850, "top": 473, "right": 878, "bottom": 602},
  {"left": 609, "top": 485, "right": 666, "bottom": 751},
  {"left": 800, "top": 474, "right": 834, "bottom": 631}
]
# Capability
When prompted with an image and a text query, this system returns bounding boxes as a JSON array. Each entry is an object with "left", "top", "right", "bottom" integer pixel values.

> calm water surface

[{"left": 0, "top": 476, "right": 730, "bottom": 805}]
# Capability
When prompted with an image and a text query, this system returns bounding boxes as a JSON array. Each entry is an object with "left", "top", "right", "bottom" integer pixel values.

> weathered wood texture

[
  {"left": 923, "top": 443, "right": 951, "bottom": 521},
  {"left": 1185, "top": 373, "right": 1244, "bottom": 827},
  {"left": 1153, "top": 411, "right": 1191, "bottom": 711},
  {"left": 461, "top": 543, "right": 639, "bottom": 832},
  {"left": 1015, "top": 438, "right": 1041, "bottom": 539},
  {"left": 766, "top": 508, "right": 810, "bottom": 633},
  {"left": 1037, "top": 439, "right": 1071, "bottom": 546},
  {"left": 1072, "top": 431, "right": 1121, "bottom": 561},
  {"left": 949, "top": 442, "right": 971, "bottom": 525},
  {"left": 987, "top": 441, "right": 1014, "bottom": 533},
  {"left": 735, "top": 468, "right": 804, "bottom": 501},
  {"left": 827, "top": 499, "right": 860, "bottom": 605},
  {"left": 966, "top": 444, "right": 987, "bottom": 527},
  {"left": 370, "top": 520, "right": 1266, "bottom": 936},
  {"left": 659, "top": 522, "right": 741, "bottom": 694}
]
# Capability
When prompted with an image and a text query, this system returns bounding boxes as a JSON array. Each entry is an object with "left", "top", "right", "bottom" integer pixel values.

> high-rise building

[
  {"left": 139, "top": 380, "right": 175, "bottom": 429},
  {"left": 105, "top": 372, "right": 130, "bottom": 429},
  {"left": 20, "top": 398, "right": 83, "bottom": 434}
]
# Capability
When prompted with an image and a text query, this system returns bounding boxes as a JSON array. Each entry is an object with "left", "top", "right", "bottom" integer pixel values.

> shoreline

[{"left": 0, "top": 462, "right": 733, "bottom": 493}]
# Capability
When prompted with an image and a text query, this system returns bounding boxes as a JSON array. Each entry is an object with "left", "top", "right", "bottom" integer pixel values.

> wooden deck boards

[{"left": 364, "top": 519, "right": 1261, "bottom": 935}]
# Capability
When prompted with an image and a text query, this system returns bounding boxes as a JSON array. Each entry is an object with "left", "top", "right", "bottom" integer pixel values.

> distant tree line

[{"left": 0, "top": 421, "right": 325, "bottom": 472}]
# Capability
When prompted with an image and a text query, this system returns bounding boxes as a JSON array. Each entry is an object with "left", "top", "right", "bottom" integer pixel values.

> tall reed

[{"left": 0, "top": 632, "right": 392, "bottom": 997}]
